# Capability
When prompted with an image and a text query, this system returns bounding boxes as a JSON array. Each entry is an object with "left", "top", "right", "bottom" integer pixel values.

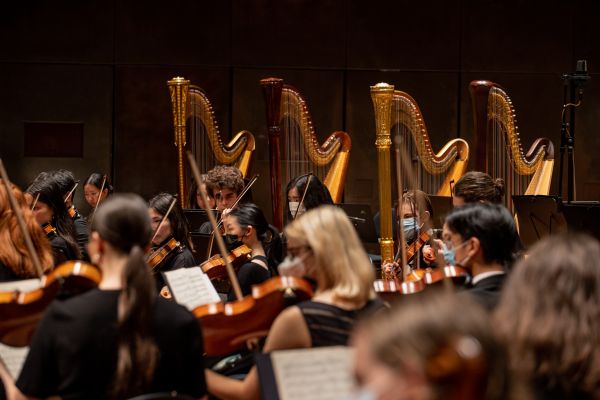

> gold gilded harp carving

[
  {"left": 371, "top": 83, "right": 469, "bottom": 263},
  {"left": 469, "top": 80, "right": 554, "bottom": 211},
  {"left": 261, "top": 77, "right": 351, "bottom": 230},
  {"left": 168, "top": 77, "right": 255, "bottom": 207}
]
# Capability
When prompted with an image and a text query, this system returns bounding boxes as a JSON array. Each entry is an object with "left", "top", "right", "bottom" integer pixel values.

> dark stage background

[{"left": 1, "top": 0, "right": 599, "bottom": 220}]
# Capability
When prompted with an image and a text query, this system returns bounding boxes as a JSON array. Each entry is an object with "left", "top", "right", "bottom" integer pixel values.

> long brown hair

[
  {"left": 0, "top": 180, "right": 53, "bottom": 277},
  {"left": 494, "top": 234, "right": 600, "bottom": 399},
  {"left": 91, "top": 194, "right": 158, "bottom": 399}
]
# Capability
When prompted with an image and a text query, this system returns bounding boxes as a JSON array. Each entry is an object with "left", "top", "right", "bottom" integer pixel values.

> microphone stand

[{"left": 558, "top": 59, "right": 590, "bottom": 203}]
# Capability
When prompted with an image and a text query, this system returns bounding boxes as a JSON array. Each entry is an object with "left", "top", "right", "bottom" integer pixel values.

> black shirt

[
  {"left": 49, "top": 235, "right": 79, "bottom": 266},
  {"left": 227, "top": 255, "right": 271, "bottom": 301},
  {"left": 16, "top": 289, "right": 206, "bottom": 400},
  {"left": 461, "top": 273, "right": 507, "bottom": 311},
  {"left": 0, "top": 260, "right": 19, "bottom": 282},
  {"left": 153, "top": 245, "right": 196, "bottom": 292},
  {"left": 71, "top": 209, "right": 89, "bottom": 262}
]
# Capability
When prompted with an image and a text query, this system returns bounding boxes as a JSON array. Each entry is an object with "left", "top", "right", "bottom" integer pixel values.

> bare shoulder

[{"left": 263, "top": 305, "right": 311, "bottom": 352}]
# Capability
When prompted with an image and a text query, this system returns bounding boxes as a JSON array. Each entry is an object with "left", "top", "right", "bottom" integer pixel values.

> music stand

[
  {"left": 338, "top": 203, "right": 378, "bottom": 243},
  {"left": 561, "top": 201, "right": 600, "bottom": 241},
  {"left": 182, "top": 209, "right": 209, "bottom": 232},
  {"left": 512, "top": 195, "right": 567, "bottom": 248},
  {"left": 189, "top": 232, "right": 219, "bottom": 260},
  {"left": 428, "top": 195, "right": 453, "bottom": 229}
]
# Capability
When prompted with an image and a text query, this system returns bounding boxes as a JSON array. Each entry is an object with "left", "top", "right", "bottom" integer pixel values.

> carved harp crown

[
  {"left": 469, "top": 80, "right": 554, "bottom": 209},
  {"left": 168, "top": 77, "right": 255, "bottom": 207},
  {"left": 261, "top": 77, "right": 351, "bottom": 230}
]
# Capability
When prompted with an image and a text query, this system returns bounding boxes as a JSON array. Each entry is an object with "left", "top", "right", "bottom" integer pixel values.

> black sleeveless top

[{"left": 297, "top": 298, "right": 386, "bottom": 347}]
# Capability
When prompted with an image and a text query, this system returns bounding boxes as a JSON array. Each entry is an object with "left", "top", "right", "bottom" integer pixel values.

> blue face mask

[
  {"left": 402, "top": 217, "right": 418, "bottom": 242},
  {"left": 442, "top": 247, "right": 456, "bottom": 266}
]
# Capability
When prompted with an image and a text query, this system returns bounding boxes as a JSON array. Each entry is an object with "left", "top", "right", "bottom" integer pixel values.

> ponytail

[{"left": 113, "top": 245, "right": 158, "bottom": 399}]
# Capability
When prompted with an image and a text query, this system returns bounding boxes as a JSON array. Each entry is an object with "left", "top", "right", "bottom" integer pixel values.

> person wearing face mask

[
  {"left": 148, "top": 193, "right": 196, "bottom": 292},
  {"left": 285, "top": 174, "right": 333, "bottom": 223},
  {"left": 206, "top": 205, "right": 385, "bottom": 400},
  {"left": 381, "top": 190, "right": 436, "bottom": 278},
  {"left": 223, "top": 203, "right": 281, "bottom": 300},
  {"left": 443, "top": 203, "right": 520, "bottom": 311}
]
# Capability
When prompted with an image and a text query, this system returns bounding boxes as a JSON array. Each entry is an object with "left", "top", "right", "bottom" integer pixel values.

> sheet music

[
  {"left": 0, "top": 279, "right": 41, "bottom": 292},
  {"left": 271, "top": 346, "right": 356, "bottom": 400},
  {"left": 163, "top": 267, "right": 221, "bottom": 311},
  {"left": 0, "top": 343, "right": 29, "bottom": 379}
]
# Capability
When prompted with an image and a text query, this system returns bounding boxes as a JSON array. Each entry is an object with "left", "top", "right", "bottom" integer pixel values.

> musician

[
  {"left": 198, "top": 166, "right": 245, "bottom": 234},
  {"left": 83, "top": 172, "right": 113, "bottom": 215},
  {"left": 382, "top": 190, "right": 436, "bottom": 277},
  {"left": 13, "top": 194, "right": 207, "bottom": 399},
  {"left": 351, "top": 290, "right": 516, "bottom": 400},
  {"left": 0, "top": 180, "right": 54, "bottom": 281},
  {"left": 452, "top": 171, "right": 504, "bottom": 207},
  {"left": 187, "top": 175, "right": 216, "bottom": 210},
  {"left": 494, "top": 234, "right": 600, "bottom": 400},
  {"left": 224, "top": 203, "right": 281, "bottom": 300},
  {"left": 206, "top": 205, "right": 384, "bottom": 400},
  {"left": 443, "top": 203, "right": 520, "bottom": 311},
  {"left": 148, "top": 193, "right": 196, "bottom": 292},
  {"left": 284, "top": 174, "right": 333, "bottom": 222},
  {"left": 51, "top": 169, "right": 89, "bottom": 261},
  {"left": 26, "top": 175, "right": 81, "bottom": 265}
]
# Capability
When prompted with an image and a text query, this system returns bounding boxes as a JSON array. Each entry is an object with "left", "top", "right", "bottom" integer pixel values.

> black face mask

[{"left": 225, "top": 234, "right": 241, "bottom": 245}]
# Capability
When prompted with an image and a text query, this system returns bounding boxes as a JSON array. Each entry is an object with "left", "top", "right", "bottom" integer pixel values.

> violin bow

[
  {"left": 64, "top": 181, "right": 79, "bottom": 204},
  {"left": 0, "top": 159, "right": 44, "bottom": 278},
  {"left": 88, "top": 174, "right": 107, "bottom": 226},
  {"left": 392, "top": 135, "right": 408, "bottom": 281},
  {"left": 30, "top": 192, "right": 40, "bottom": 212},
  {"left": 206, "top": 174, "right": 259, "bottom": 259},
  {"left": 293, "top": 173, "right": 313, "bottom": 220},
  {"left": 150, "top": 197, "right": 178, "bottom": 245},
  {"left": 187, "top": 152, "right": 243, "bottom": 300}
]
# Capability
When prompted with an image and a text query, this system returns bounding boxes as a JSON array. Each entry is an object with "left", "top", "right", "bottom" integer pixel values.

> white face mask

[
  {"left": 278, "top": 254, "right": 307, "bottom": 277},
  {"left": 289, "top": 201, "right": 306, "bottom": 218}
]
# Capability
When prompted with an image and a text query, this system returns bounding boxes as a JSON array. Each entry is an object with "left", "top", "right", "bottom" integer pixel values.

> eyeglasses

[{"left": 286, "top": 245, "right": 311, "bottom": 258}]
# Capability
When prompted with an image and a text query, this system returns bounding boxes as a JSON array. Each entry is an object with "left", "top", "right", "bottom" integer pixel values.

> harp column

[
  {"left": 371, "top": 83, "right": 395, "bottom": 269},
  {"left": 168, "top": 77, "right": 190, "bottom": 209}
]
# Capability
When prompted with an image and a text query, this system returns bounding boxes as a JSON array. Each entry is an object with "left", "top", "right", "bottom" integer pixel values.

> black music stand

[
  {"left": 428, "top": 195, "right": 454, "bottom": 229},
  {"left": 338, "top": 203, "right": 378, "bottom": 243},
  {"left": 189, "top": 232, "right": 219, "bottom": 260},
  {"left": 512, "top": 195, "right": 567, "bottom": 248},
  {"left": 561, "top": 201, "right": 600, "bottom": 241},
  {"left": 182, "top": 209, "right": 209, "bottom": 232}
]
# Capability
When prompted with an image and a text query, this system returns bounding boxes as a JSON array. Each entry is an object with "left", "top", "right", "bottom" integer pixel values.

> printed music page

[
  {"left": 0, "top": 344, "right": 29, "bottom": 379},
  {"left": 0, "top": 279, "right": 41, "bottom": 292},
  {"left": 271, "top": 346, "right": 356, "bottom": 400},
  {"left": 163, "top": 267, "right": 221, "bottom": 310}
]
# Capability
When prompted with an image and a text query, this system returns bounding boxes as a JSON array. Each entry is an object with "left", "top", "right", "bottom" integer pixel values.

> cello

[
  {"left": 0, "top": 159, "right": 101, "bottom": 347},
  {"left": 187, "top": 152, "right": 312, "bottom": 356}
]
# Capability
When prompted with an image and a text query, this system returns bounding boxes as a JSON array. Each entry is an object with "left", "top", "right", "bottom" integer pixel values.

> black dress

[
  {"left": 297, "top": 298, "right": 386, "bottom": 347},
  {"left": 226, "top": 255, "right": 271, "bottom": 301},
  {"left": 16, "top": 289, "right": 207, "bottom": 400}
]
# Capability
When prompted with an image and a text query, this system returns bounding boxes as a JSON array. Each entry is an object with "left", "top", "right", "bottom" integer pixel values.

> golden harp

[
  {"left": 371, "top": 82, "right": 470, "bottom": 263},
  {"left": 469, "top": 80, "right": 554, "bottom": 211},
  {"left": 261, "top": 77, "right": 351, "bottom": 230},
  {"left": 168, "top": 76, "right": 255, "bottom": 208}
]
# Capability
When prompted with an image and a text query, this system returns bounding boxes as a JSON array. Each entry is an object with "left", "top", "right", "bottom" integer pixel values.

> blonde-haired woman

[{"left": 206, "top": 205, "right": 383, "bottom": 400}]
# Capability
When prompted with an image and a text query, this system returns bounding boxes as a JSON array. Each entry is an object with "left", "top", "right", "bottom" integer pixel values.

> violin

[
  {"left": 147, "top": 237, "right": 182, "bottom": 271},
  {"left": 192, "top": 276, "right": 313, "bottom": 356},
  {"left": 0, "top": 261, "right": 101, "bottom": 347},
  {"left": 67, "top": 205, "right": 79, "bottom": 219},
  {"left": 373, "top": 278, "right": 426, "bottom": 303},
  {"left": 201, "top": 244, "right": 252, "bottom": 280}
]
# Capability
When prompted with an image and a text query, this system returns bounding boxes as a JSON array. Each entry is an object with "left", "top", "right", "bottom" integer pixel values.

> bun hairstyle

[
  {"left": 90, "top": 194, "right": 157, "bottom": 398},
  {"left": 453, "top": 171, "right": 504, "bottom": 204},
  {"left": 229, "top": 203, "right": 283, "bottom": 272}
]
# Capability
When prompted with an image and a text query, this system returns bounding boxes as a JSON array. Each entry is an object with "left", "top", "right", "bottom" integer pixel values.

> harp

[
  {"left": 261, "top": 77, "right": 351, "bottom": 230},
  {"left": 167, "top": 77, "right": 255, "bottom": 208},
  {"left": 469, "top": 80, "right": 554, "bottom": 211},
  {"left": 371, "top": 83, "right": 469, "bottom": 263}
]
